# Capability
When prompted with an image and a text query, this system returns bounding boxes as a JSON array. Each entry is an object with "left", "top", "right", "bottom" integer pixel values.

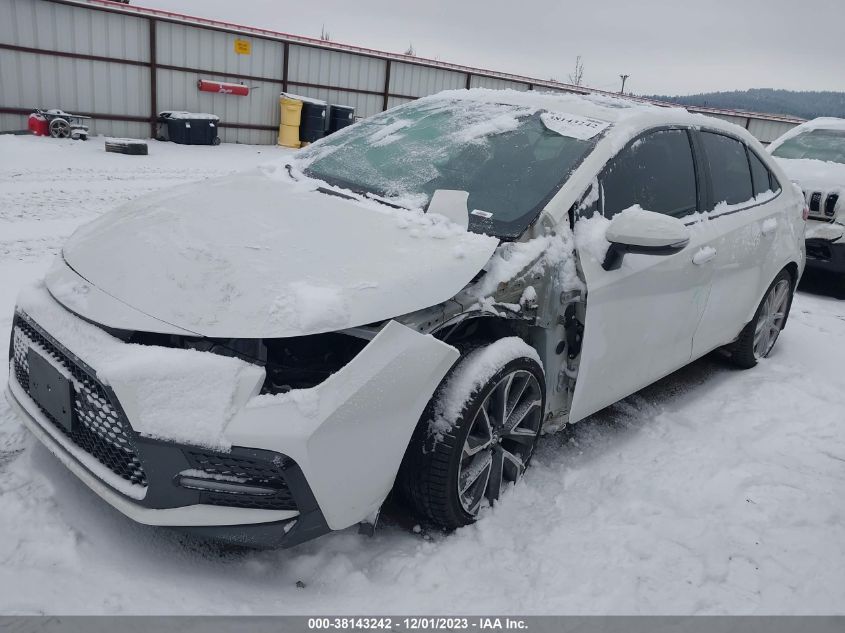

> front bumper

[
  {"left": 805, "top": 238, "right": 845, "bottom": 274},
  {"left": 7, "top": 283, "right": 459, "bottom": 546},
  {"left": 6, "top": 383, "right": 315, "bottom": 547}
]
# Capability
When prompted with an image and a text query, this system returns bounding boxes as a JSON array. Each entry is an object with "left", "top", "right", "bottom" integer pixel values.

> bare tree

[
  {"left": 404, "top": 43, "right": 416, "bottom": 56},
  {"left": 320, "top": 24, "right": 331, "bottom": 41},
  {"left": 568, "top": 56, "right": 585, "bottom": 86}
]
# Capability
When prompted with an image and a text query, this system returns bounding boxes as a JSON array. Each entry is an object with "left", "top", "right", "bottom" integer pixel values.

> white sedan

[{"left": 5, "top": 89, "right": 805, "bottom": 547}]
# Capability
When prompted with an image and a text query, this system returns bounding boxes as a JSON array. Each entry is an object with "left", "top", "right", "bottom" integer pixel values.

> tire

[
  {"left": 396, "top": 338, "right": 545, "bottom": 530},
  {"left": 105, "top": 141, "right": 148, "bottom": 156},
  {"left": 730, "top": 269, "right": 794, "bottom": 369},
  {"left": 211, "top": 136, "right": 221, "bottom": 146}
]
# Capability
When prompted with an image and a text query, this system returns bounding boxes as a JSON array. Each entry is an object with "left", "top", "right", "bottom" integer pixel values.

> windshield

[
  {"left": 772, "top": 128, "right": 845, "bottom": 164},
  {"left": 298, "top": 99, "right": 602, "bottom": 238}
]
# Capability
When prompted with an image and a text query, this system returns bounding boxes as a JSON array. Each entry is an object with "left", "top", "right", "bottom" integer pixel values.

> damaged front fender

[{"left": 225, "top": 321, "right": 460, "bottom": 531}]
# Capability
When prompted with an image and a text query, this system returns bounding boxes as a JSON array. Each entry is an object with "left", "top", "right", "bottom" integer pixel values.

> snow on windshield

[
  {"left": 771, "top": 128, "right": 845, "bottom": 164},
  {"left": 294, "top": 98, "right": 602, "bottom": 238}
]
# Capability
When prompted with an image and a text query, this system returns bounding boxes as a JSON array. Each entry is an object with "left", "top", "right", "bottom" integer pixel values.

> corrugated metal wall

[
  {"left": 747, "top": 119, "right": 796, "bottom": 144},
  {"left": 0, "top": 0, "right": 803, "bottom": 145},
  {"left": 0, "top": 0, "right": 148, "bottom": 60},
  {"left": 389, "top": 62, "right": 465, "bottom": 97},
  {"left": 0, "top": 0, "right": 150, "bottom": 137},
  {"left": 469, "top": 75, "right": 530, "bottom": 91},
  {"left": 286, "top": 45, "right": 385, "bottom": 118}
]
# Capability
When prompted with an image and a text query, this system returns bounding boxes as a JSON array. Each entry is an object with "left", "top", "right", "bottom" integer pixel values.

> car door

[
  {"left": 568, "top": 127, "right": 716, "bottom": 423},
  {"left": 689, "top": 131, "right": 785, "bottom": 358}
]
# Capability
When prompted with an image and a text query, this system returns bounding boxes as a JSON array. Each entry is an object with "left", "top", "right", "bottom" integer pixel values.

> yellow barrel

[
  {"left": 278, "top": 95, "right": 302, "bottom": 148},
  {"left": 281, "top": 96, "right": 303, "bottom": 126},
  {"left": 279, "top": 125, "right": 301, "bottom": 148}
]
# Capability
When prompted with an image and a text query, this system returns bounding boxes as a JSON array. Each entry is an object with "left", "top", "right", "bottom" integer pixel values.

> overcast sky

[{"left": 142, "top": 0, "right": 843, "bottom": 95}]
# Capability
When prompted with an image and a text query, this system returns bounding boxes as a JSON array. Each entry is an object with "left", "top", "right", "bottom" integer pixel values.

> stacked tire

[{"left": 105, "top": 140, "right": 148, "bottom": 155}]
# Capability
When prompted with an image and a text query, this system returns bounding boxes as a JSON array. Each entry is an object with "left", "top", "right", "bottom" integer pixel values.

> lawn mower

[{"left": 29, "top": 108, "right": 90, "bottom": 140}]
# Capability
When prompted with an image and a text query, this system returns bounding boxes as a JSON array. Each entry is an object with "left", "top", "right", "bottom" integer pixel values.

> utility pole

[{"left": 619, "top": 74, "right": 629, "bottom": 94}]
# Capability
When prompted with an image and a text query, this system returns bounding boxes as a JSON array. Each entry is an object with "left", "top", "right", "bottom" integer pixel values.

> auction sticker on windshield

[{"left": 540, "top": 112, "right": 610, "bottom": 140}]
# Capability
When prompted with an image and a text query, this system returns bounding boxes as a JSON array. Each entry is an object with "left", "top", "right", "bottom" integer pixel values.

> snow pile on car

[
  {"left": 428, "top": 337, "right": 542, "bottom": 440},
  {"left": 57, "top": 168, "right": 500, "bottom": 339},
  {"left": 469, "top": 229, "right": 583, "bottom": 300},
  {"left": 15, "top": 282, "right": 263, "bottom": 451}
]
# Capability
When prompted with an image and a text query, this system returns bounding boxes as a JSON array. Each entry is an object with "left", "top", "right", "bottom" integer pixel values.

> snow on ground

[{"left": 1, "top": 135, "right": 844, "bottom": 615}]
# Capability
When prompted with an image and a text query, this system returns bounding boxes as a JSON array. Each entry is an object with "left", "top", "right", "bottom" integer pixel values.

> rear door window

[
  {"left": 747, "top": 148, "right": 779, "bottom": 196},
  {"left": 701, "top": 132, "right": 754, "bottom": 207},
  {"left": 601, "top": 129, "right": 698, "bottom": 218}
]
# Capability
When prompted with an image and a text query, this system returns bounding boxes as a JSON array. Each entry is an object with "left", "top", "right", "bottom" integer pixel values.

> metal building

[{"left": 0, "top": 0, "right": 804, "bottom": 144}]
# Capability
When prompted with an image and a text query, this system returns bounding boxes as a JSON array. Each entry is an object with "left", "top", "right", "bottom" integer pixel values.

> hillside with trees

[{"left": 645, "top": 89, "right": 845, "bottom": 120}]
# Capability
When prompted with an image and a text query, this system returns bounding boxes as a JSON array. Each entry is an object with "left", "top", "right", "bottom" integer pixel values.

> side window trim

[
  {"left": 744, "top": 145, "right": 758, "bottom": 196},
  {"left": 693, "top": 127, "right": 782, "bottom": 219},
  {"left": 746, "top": 145, "right": 782, "bottom": 195},
  {"left": 598, "top": 125, "right": 702, "bottom": 219},
  {"left": 688, "top": 129, "right": 711, "bottom": 214}
]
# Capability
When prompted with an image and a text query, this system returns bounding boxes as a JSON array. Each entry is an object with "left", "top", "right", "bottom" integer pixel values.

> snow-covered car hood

[
  {"left": 54, "top": 168, "right": 499, "bottom": 338},
  {"left": 774, "top": 157, "right": 845, "bottom": 193}
]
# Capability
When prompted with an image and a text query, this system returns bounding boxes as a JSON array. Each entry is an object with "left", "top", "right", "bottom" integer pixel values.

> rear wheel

[
  {"left": 731, "top": 269, "right": 793, "bottom": 368},
  {"left": 397, "top": 339, "right": 545, "bottom": 529}
]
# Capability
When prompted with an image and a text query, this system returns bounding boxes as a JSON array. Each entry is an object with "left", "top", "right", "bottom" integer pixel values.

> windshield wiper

[
  {"left": 302, "top": 168, "right": 410, "bottom": 210},
  {"left": 362, "top": 191, "right": 408, "bottom": 210},
  {"left": 316, "top": 186, "right": 357, "bottom": 201}
]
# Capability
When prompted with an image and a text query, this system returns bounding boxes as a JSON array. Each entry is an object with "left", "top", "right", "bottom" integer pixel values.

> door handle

[
  {"left": 761, "top": 218, "right": 778, "bottom": 236},
  {"left": 692, "top": 247, "right": 717, "bottom": 265}
]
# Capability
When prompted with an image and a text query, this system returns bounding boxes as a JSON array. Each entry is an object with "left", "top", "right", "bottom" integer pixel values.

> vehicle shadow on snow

[
  {"left": 21, "top": 347, "right": 743, "bottom": 573},
  {"left": 536, "top": 350, "right": 733, "bottom": 464},
  {"left": 797, "top": 269, "right": 845, "bottom": 300}
]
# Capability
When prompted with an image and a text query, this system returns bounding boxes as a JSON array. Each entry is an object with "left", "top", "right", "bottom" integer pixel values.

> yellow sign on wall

[{"left": 234, "top": 39, "right": 251, "bottom": 55}]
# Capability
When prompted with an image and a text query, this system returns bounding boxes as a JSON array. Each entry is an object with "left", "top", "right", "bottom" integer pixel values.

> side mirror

[
  {"left": 428, "top": 189, "right": 469, "bottom": 229},
  {"left": 602, "top": 209, "right": 690, "bottom": 271}
]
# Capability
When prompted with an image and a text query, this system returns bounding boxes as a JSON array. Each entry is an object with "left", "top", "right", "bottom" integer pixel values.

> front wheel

[
  {"left": 730, "top": 270, "right": 793, "bottom": 368},
  {"left": 397, "top": 338, "right": 545, "bottom": 529}
]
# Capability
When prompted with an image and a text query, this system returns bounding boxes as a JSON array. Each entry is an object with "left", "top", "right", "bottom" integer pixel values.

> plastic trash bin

[
  {"left": 328, "top": 105, "right": 355, "bottom": 134},
  {"left": 299, "top": 99, "right": 327, "bottom": 144},
  {"left": 157, "top": 112, "right": 220, "bottom": 145}
]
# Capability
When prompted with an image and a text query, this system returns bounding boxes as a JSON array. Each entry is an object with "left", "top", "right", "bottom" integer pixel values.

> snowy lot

[{"left": 0, "top": 135, "right": 844, "bottom": 615}]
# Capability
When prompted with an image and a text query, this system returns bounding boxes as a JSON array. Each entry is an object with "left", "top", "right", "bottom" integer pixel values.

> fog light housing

[{"left": 177, "top": 471, "right": 277, "bottom": 496}]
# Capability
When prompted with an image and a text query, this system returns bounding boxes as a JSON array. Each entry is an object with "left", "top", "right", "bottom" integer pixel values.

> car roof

[
  {"left": 769, "top": 117, "right": 845, "bottom": 154},
  {"left": 423, "top": 88, "right": 749, "bottom": 139},
  {"left": 792, "top": 117, "right": 845, "bottom": 132}
]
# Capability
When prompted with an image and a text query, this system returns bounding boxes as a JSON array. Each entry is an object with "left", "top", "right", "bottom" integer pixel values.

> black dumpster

[
  {"left": 328, "top": 105, "right": 355, "bottom": 134},
  {"left": 299, "top": 100, "right": 327, "bottom": 144},
  {"left": 157, "top": 111, "right": 221, "bottom": 145}
]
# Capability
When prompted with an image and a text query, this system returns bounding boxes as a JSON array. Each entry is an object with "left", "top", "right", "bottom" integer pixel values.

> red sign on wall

[{"left": 197, "top": 80, "right": 249, "bottom": 96}]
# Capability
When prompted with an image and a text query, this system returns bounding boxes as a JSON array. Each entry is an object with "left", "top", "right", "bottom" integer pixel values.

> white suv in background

[
  {"left": 769, "top": 118, "right": 845, "bottom": 277},
  {"left": 5, "top": 90, "right": 805, "bottom": 548}
]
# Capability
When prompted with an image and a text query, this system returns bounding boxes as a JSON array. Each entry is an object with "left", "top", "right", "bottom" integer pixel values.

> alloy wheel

[
  {"left": 457, "top": 370, "right": 543, "bottom": 515},
  {"left": 753, "top": 278, "right": 790, "bottom": 359}
]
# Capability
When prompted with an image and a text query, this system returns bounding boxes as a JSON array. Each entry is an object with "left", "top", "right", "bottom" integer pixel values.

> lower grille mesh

[
  {"left": 184, "top": 449, "right": 298, "bottom": 511},
  {"left": 11, "top": 317, "right": 148, "bottom": 488}
]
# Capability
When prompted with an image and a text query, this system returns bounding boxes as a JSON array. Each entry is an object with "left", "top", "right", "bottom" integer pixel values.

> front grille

[
  {"left": 805, "top": 190, "right": 837, "bottom": 222},
  {"left": 184, "top": 449, "right": 298, "bottom": 511},
  {"left": 810, "top": 191, "right": 822, "bottom": 213},
  {"left": 825, "top": 193, "right": 839, "bottom": 218},
  {"left": 11, "top": 316, "right": 148, "bottom": 488}
]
